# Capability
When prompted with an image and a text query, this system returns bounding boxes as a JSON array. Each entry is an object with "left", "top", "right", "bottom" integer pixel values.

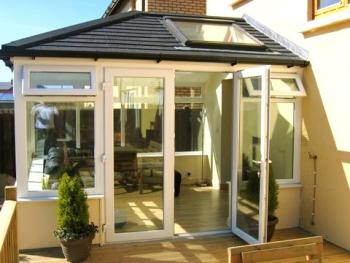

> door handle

[
  {"left": 252, "top": 160, "right": 272, "bottom": 165},
  {"left": 101, "top": 154, "right": 107, "bottom": 163}
]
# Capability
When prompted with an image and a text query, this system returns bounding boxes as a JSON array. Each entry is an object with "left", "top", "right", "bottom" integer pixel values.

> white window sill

[
  {"left": 301, "top": 8, "right": 350, "bottom": 34},
  {"left": 278, "top": 183, "right": 302, "bottom": 189},
  {"left": 18, "top": 194, "right": 104, "bottom": 203}
]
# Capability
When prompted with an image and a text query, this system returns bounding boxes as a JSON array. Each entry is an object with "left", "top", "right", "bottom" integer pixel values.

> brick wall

[{"left": 148, "top": 0, "right": 206, "bottom": 15}]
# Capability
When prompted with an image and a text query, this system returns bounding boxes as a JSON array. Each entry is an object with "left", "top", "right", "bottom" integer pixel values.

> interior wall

[
  {"left": 174, "top": 155, "right": 209, "bottom": 185},
  {"left": 203, "top": 73, "right": 228, "bottom": 188},
  {"left": 18, "top": 198, "right": 102, "bottom": 250}
]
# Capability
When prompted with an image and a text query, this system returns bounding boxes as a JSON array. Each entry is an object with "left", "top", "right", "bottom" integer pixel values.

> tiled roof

[{"left": 0, "top": 12, "right": 308, "bottom": 67}]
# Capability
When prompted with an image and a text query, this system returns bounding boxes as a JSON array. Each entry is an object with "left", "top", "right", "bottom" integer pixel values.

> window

[
  {"left": 30, "top": 72, "right": 91, "bottom": 90},
  {"left": 175, "top": 72, "right": 206, "bottom": 153},
  {"left": 244, "top": 74, "right": 306, "bottom": 97},
  {"left": 26, "top": 101, "right": 95, "bottom": 191},
  {"left": 241, "top": 98, "right": 298, "bottom": 182},
  {"left": 23, "top": 66, "right": 96, "bottom": 95},
  {"left": 165, "top": 17, "right": 265, "bottom": 50},
  {"left": 313, "top": 0, "right": 349, "bottom": 17}
]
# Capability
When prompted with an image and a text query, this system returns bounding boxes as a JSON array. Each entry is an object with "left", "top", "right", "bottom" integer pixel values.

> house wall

[
  {"left": 17, "top": 198, "right": 103, "bottom": 249},
  {"left": 148, "top": 0, "right": 206, "bottom": 15},
  {"left": 206, "top": 0, "right": 350, "bottom": 250},
  {"left": 12, "top": 58, "right": 303, "bottom": 248}
]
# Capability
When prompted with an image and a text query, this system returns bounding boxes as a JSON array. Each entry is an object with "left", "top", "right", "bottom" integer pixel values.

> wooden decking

[{"left": 20, "top": 228, "right": 350, "bottom": 263}]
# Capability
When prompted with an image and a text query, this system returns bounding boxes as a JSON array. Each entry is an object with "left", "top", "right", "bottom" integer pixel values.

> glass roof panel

[{"left": 173, "top": 20, "right": 261, "bottom": 46}]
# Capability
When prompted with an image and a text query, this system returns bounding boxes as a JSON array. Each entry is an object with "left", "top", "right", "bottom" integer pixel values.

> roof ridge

[{"left": 2, "top": 11, "right": 143, "bottom": 51}]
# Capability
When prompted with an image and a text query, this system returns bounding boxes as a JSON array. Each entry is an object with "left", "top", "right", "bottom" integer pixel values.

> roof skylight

[{"left": 165, "top": 17, "right": 265, "bottom": 50}]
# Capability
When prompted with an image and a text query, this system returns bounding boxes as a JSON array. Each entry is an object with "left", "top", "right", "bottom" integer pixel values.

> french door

[
  {"left": 104, "top": 68, "right": 174, "bottom": 242},
  {"left": 232, "top": 66, "right": 271, "bottom": 244}
]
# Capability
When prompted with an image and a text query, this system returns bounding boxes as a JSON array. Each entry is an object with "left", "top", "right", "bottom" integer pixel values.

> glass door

[
  {"left": 104, "top": 68, "right": 174, "bottom": 242},
  {"left": 232, "top": 66, "right": 271, "bottom": 244}
]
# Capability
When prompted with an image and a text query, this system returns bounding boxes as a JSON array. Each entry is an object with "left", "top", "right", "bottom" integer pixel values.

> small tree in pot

[{"left": 54, "top": 166, "right": 98, "bottom": 262}]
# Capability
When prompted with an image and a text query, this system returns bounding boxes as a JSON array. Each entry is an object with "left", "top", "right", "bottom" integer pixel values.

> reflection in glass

[
  {"left": 270, "top": 103, "right": 294, "bottom": 180},
  {"left": 27, "top": 102, "right": 95, "bottom": 191},
  {"left": 113, "top": 77, "right": 164, "bottom": 233},
  {"left": 237, "top": 79, "right": 261, "bottom": 240},
  {"left": 174, "top": 21, "right": 260, "bottom": 45},
  {"left": 317, "top": 0, "right": 340, "bottom": 9},
  {"left": 30, "top": 72, "right": 91, "bottom": 90},
  {"left": 270, "top": 78, "right": 298, "bottom": 93}
]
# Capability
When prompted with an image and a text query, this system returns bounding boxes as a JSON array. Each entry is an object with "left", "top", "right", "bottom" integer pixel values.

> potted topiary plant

[
  {"left": 54, "top": 166, "right": 98, "bottom": 262},
  {"left": 245, "top": 156, "right": 279, "bottom": 241}
]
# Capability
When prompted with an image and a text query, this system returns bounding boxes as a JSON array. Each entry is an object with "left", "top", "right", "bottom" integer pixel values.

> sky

[{"left": 0, "top": 0, "right": 111, "bottom": 82}]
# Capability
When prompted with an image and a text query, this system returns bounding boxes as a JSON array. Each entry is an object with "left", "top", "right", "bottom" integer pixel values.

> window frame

[
  {"left": 271, "top": 97, "right": 301, "bottom": 185},
  {"left": 241, "top": 96, "right": 301, "bottom": 185},
  {"left": 175, "top": 86, "right": 205, "bottom": 154},
  {"left": 18, "top": 94, "right": 103, "bottom": 198},
  {"left": 313, "top": 0, "right": 349, "bottom": 17},
  {"left": 164, "top": 17, "right": 266, "bottom": 51},
  {"left": 22, "top": 65, "right": 97, "bottom": 96},
  {"left": 245, "top": 73, "right": 306, "bottom": 98}
]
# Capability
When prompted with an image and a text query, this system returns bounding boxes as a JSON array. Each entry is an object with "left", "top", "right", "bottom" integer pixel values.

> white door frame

[
  {"left": 231, "top": 66, "right": 271, "bottom": 244},
  {"left": 104, "top": 67, "right": 175, "bottom": 243}
]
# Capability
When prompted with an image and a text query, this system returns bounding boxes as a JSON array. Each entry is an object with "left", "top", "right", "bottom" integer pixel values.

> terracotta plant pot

[
  {"left": 60, "top": 234, "right": 94, "bottom": 262},
  {"left": 267, "top": 216, "right": 279, "bottom": 242}
]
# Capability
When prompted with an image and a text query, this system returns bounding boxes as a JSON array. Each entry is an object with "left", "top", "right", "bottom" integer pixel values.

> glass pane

[
  {"left": 174, "top": 21, "right": 260, "bottom": 45},
  {"left": 30, "top": 72, "right": 91, "bottom": 90},
  {"left": 317, "top": 0, "right": 341, "bottom": 9},
  {"left": 271, "top": 78, "right": 298, "bottom": 92},
  {"left": 175, "top": 103, "right": 204, "bottom": 152},
  {"left": 237, "top": 78, "right": 261, "bottom": 240},
  {"left": 27, "top": 102, "right": 95, "bottom": 191},
  {"left": 270, "top": 103, "right": 294, "bottom": 180},
  {"left": 113, "top": 77, "right": 164, "bottom": 233}
]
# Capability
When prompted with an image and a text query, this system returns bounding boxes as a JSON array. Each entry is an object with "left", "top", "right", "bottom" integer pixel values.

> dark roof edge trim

[
  {"left": 102, "top": 0, "right": 125, "bottom": 18},
  {"left": 243, "top": 14, "right": 309, "bottom": 60},
  {"left": 2, "top": 11, "right": 142, "bottom": 50},
  {"left": 0, "top": 50, "right": 309, "bottom": 67}
]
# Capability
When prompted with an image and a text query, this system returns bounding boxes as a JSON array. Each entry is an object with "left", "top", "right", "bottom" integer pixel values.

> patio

[{"left": 19, "top": 228, "right": 350, "bottom": 262}]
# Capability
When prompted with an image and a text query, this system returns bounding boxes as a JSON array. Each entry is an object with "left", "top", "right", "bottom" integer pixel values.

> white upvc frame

[
  {"left": 104, "top": 67, "right": 175, "bottom": 243},
  {"left": 239, "top": 97, "right": 302, "bottom": 185},
  {"left": 15, "top": 63, "right": 104, "bottom": 198},
  {"left": 272, "top": 97, "right": 302, "bottom": 185},
  {"left": 245, "top": 73, "right": 306, "bottom": 98},
  {"left": 22, "top": 65, "right": 97, "bottom": 96},
  {"left": 232, "top": 66, "right": 271, "bottom": 244}
]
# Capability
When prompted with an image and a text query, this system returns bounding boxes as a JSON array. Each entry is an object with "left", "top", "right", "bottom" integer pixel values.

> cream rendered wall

[
  {"left": 174, "top": 155, "right": 209, "bottom": 184},
  {"left": 206, "top": 0, "right": 350, "bottom": 250},
  {"left": 17, "top": 198, "right": 102, "bottom": 249}
]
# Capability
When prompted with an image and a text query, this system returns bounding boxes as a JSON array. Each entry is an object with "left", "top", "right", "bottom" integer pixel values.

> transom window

[
  {"left": 23, "top": 65, "right": 96, "bottom": 95},
  {"left": 165, "top": 17, "right": 265, "bottom": 50},
  {"left": 244, "top": 74, "right": 306, "bottom": 97}
]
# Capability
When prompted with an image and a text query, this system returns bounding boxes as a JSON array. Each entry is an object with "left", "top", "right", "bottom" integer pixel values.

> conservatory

[{"left": 0, "top": 11, "right": 308, "bottom": 249}]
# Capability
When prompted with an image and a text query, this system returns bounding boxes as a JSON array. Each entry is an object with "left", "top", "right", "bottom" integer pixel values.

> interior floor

[{"left": 114, "top": 185, "right": 230, "bottom": 234}]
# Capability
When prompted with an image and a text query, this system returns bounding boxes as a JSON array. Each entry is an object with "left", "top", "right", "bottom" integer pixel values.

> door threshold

[{"left": 175, "top": 229, "right": 232, "bottom": 239}]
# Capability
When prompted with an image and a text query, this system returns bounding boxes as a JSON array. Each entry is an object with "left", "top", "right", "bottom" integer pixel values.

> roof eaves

[{"left": 0, "top": 48, "right": 308, "bottom": 67}]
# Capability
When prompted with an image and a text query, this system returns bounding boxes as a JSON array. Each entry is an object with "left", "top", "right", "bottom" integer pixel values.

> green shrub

[
  {"left": 245, "top": 159, "right": 279, "bottom": 218},
  {"left": 54, "top": 171, "right": 97, "bottom": 241}
]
